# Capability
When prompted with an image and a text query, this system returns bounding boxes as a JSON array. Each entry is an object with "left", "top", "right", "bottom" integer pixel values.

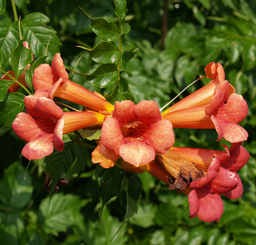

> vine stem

[
  {"left": 160, "top": 76, "right": 203, "bottom": 112},
  {"left": 10, "top": 0, "right": 18, "bottom": 21}
]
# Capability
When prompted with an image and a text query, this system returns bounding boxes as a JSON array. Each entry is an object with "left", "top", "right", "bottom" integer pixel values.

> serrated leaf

[
  {"left": 0, "top": 17, "right": 19, "bottom": 66},
  {"left": 85, "top": 207, "right": 127, "bottom": 245},
  {"left": 0, "top": 92, "right": 24, "bottom": 133},
  {"left": 39, "top": 193, "right": 85, "bottom": 235},
  {"left": 22, "top": 12, "right": 60, "bottom": 58},
  {"left": 129, "top": 204, "right": 156, "bottom": 228},
  {"left": 0, "top": 162, "right": 32, "bottom": 209},
  {"left": 91, "top": 42, "right": 119, "bottom": 64}
]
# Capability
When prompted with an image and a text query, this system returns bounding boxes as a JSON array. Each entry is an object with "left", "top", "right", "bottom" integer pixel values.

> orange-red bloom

[
  {"left": 162, "top": 62, "right": 248, "bottom": 143},
  {"left": 32, "top": 53, "right": 114, "bottom": 114},
  {"left": 155, "top": 144, "right": 249, "bottom": 222},
  {"left": 92, "top": 100, "right": 175, "bottom": 168},
  {"left": 12, "top": 95, "right": 64, "bottom": 160},
  {"left": 12, "top": 95, "right": 105, "bottom": 160}
]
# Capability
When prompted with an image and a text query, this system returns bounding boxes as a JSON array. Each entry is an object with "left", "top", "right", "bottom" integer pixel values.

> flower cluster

[{"left": 9, "top": 52, "right": 249, "bottom": 223}]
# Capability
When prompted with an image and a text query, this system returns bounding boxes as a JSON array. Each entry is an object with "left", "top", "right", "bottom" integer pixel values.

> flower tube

[
  {"left": 32, "top": 53, "right": 114, "bottom": 114},
  {"left": 162, "top": 62, "right": 248, "bottom": 143}
]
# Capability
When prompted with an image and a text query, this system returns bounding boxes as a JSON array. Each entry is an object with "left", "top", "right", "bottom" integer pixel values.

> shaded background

[{"left": 0, "top": 0, "right": 256, "bottom": 244}]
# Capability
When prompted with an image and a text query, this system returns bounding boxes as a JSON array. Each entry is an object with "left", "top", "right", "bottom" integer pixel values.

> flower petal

[
  {"left": 205, "top": 80, "right": 234, "bottom": 116},
  {"left": 215, "top": 93, "right": 248, "bottom": 124},
  {"left": 32, "top": 64, "right": 54, "bottom": 91},
  {"left": 222, "top": 144, "right": 250, "bottom": 172},
  {"left": 101, "top": 117, "right": 123, "bottom": 154},
  {"left": 211, "top": 168, "right": 239, "bottom": 193},
  {"left": 224, "top": 176, "right": 243, "bottom": 199},
  {"left": 91, "top": 144, "right": 118, "bottom": 168},
  {"left": 197, "top": 193, "right": 223, "bottom": 222},
  {"left": 12, "top": 112, "right": 43, "bottom": 141},
  {"left": 188, "top": 189, "right": 200, "bottom": 218},
  {"left": 135, "top": 100, "right": 161, "bottom": 124},
  {"left": 145, "top": 120, "right": 174, "bottom": 153},
  {"left": 24, "top": 96, "right": 63, "bottom": 120},
  {"left": 204, "top": 62, "right": 225, "bottom": 82},
  {"left": 112, "top": 100, "right": 136, "bottom": 123},
  {"left": 119, "top": 141, "right": 155, "bottom": 167},
  {"left": 51, "top": 53, "right": 69, "bottom": 80},
  {"left": 21, "top": 134, "right": 54, "bottom": 160},
  {"left": 211, "top": 115, "right": 248, "bottom": 143},
  {"left": 190, "top": 157, "right": 220, "bottom": 188}
]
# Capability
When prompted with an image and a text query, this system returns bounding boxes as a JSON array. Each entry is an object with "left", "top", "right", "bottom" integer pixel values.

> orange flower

[
  {"left": 12, "top": 95, "right": 105, "bottom": 160},
  {"left": 32, "top": 53, "right": 114, "bottom": 114},
  {"left": 92, "top": 100, "right": 175, "bottom": 168},
  {"left": 155, "top": 144, "right": 249, "bottom": 222},
  {"left": 162, "top": 62, "right": 248, "bottom": 143}
]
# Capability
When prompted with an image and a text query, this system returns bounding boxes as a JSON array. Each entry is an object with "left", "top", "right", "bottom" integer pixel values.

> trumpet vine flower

[
  {"left": 162, "top": 62, "right": 248, "bottom": 143},
  {"left": 12, "top": 95, "right": 105, "bottom": 160},
  {"left": 33, "top": 53, "right": 114, "bottom": 114},
  {"left": 92, "top": 100, "right": 175, "bottom": 168},
  {"left": 156, "top": 144, "right": 249, "bottom": 222}
]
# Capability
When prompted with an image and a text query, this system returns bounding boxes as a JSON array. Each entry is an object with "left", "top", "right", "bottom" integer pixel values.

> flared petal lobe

[
  {"left": 145, "top": 120, "right": 174, "bottom": 153},
  {"left": 197, "top": 192, "right": 224, "bottom": 222},
  {"left": 12, "top": 112, "right": 43, "bottom": 141},
  {"left": 101, "top": 117, "right": 123, "bottom": 154},
  {"left": 51, "top": 53, "right": 69, "bottom": 80},
  {"left": 22, "top": 134, "right": 54, "bottom": 160},
  {"left": 119, "top": 141, "right": 155, "bottom": 167}
]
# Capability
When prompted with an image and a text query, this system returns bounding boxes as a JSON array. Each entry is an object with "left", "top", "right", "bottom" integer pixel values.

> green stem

[{"left": 10, "top": 0, "right": 18, "bottom": 21}]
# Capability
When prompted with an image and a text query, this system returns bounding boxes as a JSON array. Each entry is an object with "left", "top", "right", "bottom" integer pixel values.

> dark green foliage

[{"left": 0, "top": 0, "right": 255, "bottom": 244}]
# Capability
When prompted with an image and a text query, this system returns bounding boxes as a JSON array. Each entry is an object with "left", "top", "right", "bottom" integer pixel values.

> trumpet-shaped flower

[
  {"left": 156, "top": 144, "right": 249, "bottom": 222},
  {"left": 12, "top": 95, "right": 106, "bottom": 160},
  {"left": 162, "top": 62, "right": 248, "bottom": 143},
  {"left": 92, "top": 100, "right": 175, "bottom": 168},
  {"left": 12, "top": 95, "right": 64, "bottom": 160},
  {"left": 33, "top": 53, "right": 114, "bottom": 114}
]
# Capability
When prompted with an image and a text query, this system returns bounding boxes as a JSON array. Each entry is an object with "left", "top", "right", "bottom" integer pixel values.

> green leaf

[
  {"left": 0, "top": 162, "right": 32, "bottom": 209},
  {"left": 129, "top": 204, "right": 156, "bottom": 228},
  {"left": 22, "top": 12, "right": 60, "bottom": 58},
  {"left": 84, "top": 207, "right": 127, "bottom": 245},
  {"left": 0, "top": 79, "right": 13, "bottom": 102},
  {"left": 91, "top": 42, "right": 119, "bottom": 64},
  {"left": 192, "top": 6, "right": 206, "bottom": 25},
  {"left": 44, "top": 141, "right": 90, "bottom": 181},
  {"left": 0, "top": 17, "right": 19, "bottom": 66},
  {"left": 92, "top": 19, "right": 119, "bottom": 42},
  {"left": 15, "top": 0, "right": 29, "bottom": 9},
  {"left": 0, "top": 92, "right": 24, "bottom": 133},
  {"left": 39, "top": 193, "right": 85, "bottom": 235},
  {"left": 11, "top": 41, "right": 33, "bottom": 77},
  {"left": 114, "top": 0, "right": 127, "bottom": 19}
]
